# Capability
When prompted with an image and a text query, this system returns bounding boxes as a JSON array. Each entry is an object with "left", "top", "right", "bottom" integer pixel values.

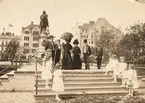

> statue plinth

[{"left": 37, "top": 32, "right": 49, "bottom": 57}]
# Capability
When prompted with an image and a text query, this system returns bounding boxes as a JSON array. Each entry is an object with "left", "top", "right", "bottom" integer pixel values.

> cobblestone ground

[{"left": 0, "top": 92, "right": 35, "bottom": 103}]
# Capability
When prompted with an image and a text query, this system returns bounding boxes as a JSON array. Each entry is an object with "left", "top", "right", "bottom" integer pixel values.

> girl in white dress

[
  {"left": 117, "top": 57, "right": 127, "bottom": 86},
  {"left": 41, "top": 50, "right": 53, "bottom": 89},
  {"left": 52, "top": 63, "right": 64, "bottom": 101},
  {"left": 105, "top": 54, "right": 119, "bottom": 75},
  {"left": 126, "top": 63, "right": 139, "bottom": 97}
]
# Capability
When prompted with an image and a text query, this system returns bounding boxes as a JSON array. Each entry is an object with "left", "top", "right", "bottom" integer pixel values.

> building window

[
  {"left": 24, "top": 43, "right": 29, "bottom": 47},
  {"left": 33, "top": 43, "right": 39, "bottom": 47},
  {"left": 32, "top": 49, "right": 36, "bottom": 53},
  {"left": 24, "top": 49, "right": 29, "bottom": 53},
  {"left": 24, "top": 36, "right": 29, "bottom": 41},
  {"left": 33, "top": 37, "right": 38, "bottom": 41},
  {"left": 6, "top": 41, "right": 8, "bottom": 45},
  {"left": 92, "top": 36, "right": 93, "bottom": 38},
  {"left": 84, "top": 36, "right": 85, "bottom": 38},
  {"left": 24, "top": 31, "right": 29, "bottom": 34},
  {"left": 87, "top": 35, "right": 88, "bottom": 38},
  {"left": 92, "top": 41, "right": 93, "bottom": 44},
  {"left": 2, "top": 41, "right": 4, "bottom": 45},
  {"left": 33, "top": 31, "right": 39, "bottom": 35}
]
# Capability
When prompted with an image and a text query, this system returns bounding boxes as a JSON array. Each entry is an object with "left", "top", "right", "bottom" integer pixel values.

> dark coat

[
  {"left": 72, "top": 46, "right": 82, "bottom": 69},
  {"left": 54, "top": 43, "right": 61, "bottom": 64},
  {"left": 96, "top": 47, "right": 103, "bottom": 56},
  {"left": 62, "top": 43, "right": 73, "bottom": 70}
]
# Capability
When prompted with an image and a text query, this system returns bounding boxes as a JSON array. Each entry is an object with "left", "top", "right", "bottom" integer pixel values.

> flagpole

[{"left": 7, "top": 24, "right": 9, "bottom": 33}]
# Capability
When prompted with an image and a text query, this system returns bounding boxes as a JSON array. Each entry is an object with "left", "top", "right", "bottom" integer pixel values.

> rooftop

[{"left": 22, "top": 22, "right": 40, "bottom": 31}]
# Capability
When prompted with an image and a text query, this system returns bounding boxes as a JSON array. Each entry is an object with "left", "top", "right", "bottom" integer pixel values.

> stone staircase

[
  {"left": 0, "top": 63, "right": 145, "bottom": 98},
  {"left": 35, "top": 70, "right": 129, "bottom": 97}
]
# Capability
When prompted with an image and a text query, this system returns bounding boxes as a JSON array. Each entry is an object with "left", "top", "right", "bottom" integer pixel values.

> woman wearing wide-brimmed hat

[
  {"left": 61, "top": 32, "right": 73, "bottom": 70},
  {"left": 72, "top": 39, "right": 82, "bottom": 69}
]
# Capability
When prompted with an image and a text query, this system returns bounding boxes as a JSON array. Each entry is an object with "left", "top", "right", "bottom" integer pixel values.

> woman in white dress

[
  {"left": 52, "top": 63, "right": 64, "bottom": 101},
  {"left": 41, "top": 50, "right": 53, "bottom": 89}
]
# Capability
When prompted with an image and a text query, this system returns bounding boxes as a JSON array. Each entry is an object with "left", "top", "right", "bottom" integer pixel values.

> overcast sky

[{"left": 0, "top": 0, "right": 145, "bottom": 38}]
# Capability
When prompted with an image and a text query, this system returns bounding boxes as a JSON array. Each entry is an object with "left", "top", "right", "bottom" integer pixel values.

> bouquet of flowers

[{"left": 61, "top": 32, "right": 73, "bottom": 41}]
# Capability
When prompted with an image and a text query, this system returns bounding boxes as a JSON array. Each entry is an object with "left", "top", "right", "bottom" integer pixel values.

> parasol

[{"left": 61, "top": 32, "right": 73, "bottom": 41}]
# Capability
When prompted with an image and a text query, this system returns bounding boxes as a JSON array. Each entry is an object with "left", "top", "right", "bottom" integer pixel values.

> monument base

[{"left": 37, "top": 32, "right": 49, "bottom": 58}]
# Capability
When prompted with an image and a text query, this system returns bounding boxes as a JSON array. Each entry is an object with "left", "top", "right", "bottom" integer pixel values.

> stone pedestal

[{"left": 37, "top": 33, "right": 48, "bottom": 57}]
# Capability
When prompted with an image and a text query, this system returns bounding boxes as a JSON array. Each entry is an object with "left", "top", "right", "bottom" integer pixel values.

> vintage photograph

[{"left": 0, "top": 0, "right": 145, "bottom": 103}]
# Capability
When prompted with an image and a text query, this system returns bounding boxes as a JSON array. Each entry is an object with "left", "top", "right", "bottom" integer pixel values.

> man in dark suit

[
  {"left": 96, "top": 44, "right": 103, "bottom": 69},
  {"left": 83, "top": 39, "right": 91, "bottom": 70},
  {"left": 54, "top": 39, "right": 61, "bottom": 65},
  {"left": 48, "top": 35, "right": 56, "bottom": 64}
]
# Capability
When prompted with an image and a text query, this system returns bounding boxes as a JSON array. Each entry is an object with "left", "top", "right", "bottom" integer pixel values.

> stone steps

[
  {"left": 35, "top": 90, "right": 128, "bottom": 97},
  {"left": 0, "top": 64, "right": 144, "bottom": 98},
  {"left": 37, "top": 82, "right": 121, "bottom": 88}
]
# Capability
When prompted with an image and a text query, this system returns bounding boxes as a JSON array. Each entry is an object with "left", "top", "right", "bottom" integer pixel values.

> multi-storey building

[
  {"left": 0, "top": 32, "right": 21, "bottom": 52},
  {"left": 21, "top": 22, "right": 40, "bottom": 55},
  {"left": 21, "top": 22, "right": 49, "bottom": 55},
  {"left": 76, "top": 18, "right": 123, "bottom": 51}
]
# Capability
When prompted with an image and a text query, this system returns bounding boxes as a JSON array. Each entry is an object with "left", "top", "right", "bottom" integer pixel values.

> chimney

[
  {"left": 89, "top": 21, "right": 95, "bottom": 25},
  {"left": 31, "top": 22, "right": 34, "bottom": 25}
]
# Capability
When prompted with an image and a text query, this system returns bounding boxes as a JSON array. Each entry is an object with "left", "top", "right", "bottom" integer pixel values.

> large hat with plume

[
  {"left": 47, "top": 35, "right": 55, "bottom": 39},
  {"left": 61, "top": 32, "right": 73, "bottom": 41},
  {"left": 73, "top": 39, "right": 79, "bottom": 44}
]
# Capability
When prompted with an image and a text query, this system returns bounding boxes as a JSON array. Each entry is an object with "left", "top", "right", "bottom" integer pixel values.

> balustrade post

[
  {"left": 15, "top": 58, "right": 18, "bottom": 71},
  {"left": 34, "top": 52, "right": 38, "bottom": 95}
]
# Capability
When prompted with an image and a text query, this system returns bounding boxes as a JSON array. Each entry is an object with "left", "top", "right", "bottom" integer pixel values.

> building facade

[
  {"left": 76, "top": 18, "right": 123, "bottom": 52},
  {"left": 21, "top": 22, "right": 49, "bottom": 55},
  {"left": 0, "top": 32, "right": 21, "bottom": 52}
]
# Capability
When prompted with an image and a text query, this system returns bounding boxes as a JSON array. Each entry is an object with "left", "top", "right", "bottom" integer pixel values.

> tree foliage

[
  {"left": 2, "top": 39, "right": 20, "bottom": 61},
  {"left": 95, "top": 28, "right": 121, "bottom": 62},
  {"left": 117, "top": 22, "right": 145, "bottom": 63}
]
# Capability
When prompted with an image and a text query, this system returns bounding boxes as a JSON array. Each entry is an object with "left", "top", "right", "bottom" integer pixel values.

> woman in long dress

[
  {"left": 72, "top": 39, "right": 82, "bottom": 69},
  {"left": 61, "top": 39, "right": 73, "bottom": 70}
]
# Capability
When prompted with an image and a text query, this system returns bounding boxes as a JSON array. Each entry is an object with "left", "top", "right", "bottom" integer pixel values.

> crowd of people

[
  {"left": 44, "top": 35, "right": 103, "bottom": 70},
  {"left": 39, "top": 33, "right": 139, "bottom": 101}
]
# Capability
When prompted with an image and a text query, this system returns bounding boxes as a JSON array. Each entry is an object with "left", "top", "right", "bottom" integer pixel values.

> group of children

[
  {"left": 105, "top": 54, "right": 139, "bottom": 97},
  {"left": 41, "top": 49, "right": 64, "bottom": 101}
]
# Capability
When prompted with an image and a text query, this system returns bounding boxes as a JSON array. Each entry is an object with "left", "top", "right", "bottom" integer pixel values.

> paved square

[{"left": 0, "top": 92, "right": 35, "bottom": 103}]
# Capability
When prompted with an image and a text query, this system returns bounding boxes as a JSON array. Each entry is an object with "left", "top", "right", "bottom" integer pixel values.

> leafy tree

[
  {"left": 118, "top": 21, "right": 145, "bottom": 63},
  {"left": 95, "top": 28, "right": 120, "bottom": 62},
  {"left": 2, "top": 39, "right": 20, "bottom": 62}
]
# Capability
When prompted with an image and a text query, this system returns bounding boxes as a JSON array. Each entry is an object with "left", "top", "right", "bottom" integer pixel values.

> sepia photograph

[{"left": 0, "top": 0, "right": 145, "bottom": 103}]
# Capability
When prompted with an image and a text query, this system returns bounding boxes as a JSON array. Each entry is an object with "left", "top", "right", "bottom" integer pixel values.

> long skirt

[{"left": 72, "top": 54, "right": 82, "bottom": 69}]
